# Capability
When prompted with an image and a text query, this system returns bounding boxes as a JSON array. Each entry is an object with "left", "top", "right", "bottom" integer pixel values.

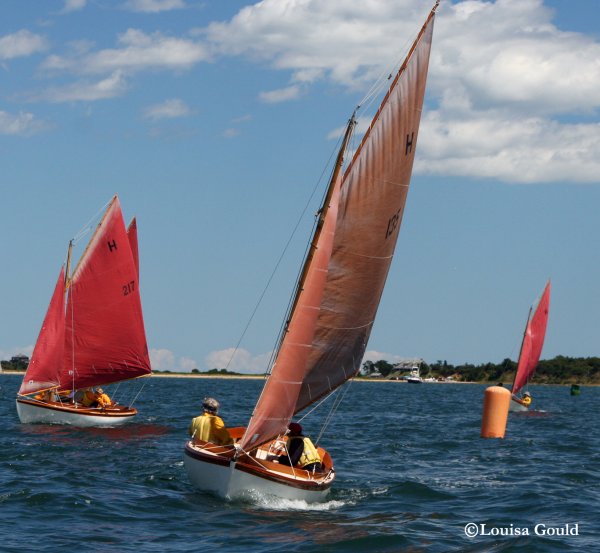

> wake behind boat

[
  {"left": 185, "top": 2, "right": 439, "bottom": 502},
  {"left": 16, "top": 196, "right": 152, "bottom": 426},
  {"left": 509, "top": 281, "right": 551, "bottom": 412}
]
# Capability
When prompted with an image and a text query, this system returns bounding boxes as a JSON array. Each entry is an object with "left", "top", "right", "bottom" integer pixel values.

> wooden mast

[{"left": 276, "top": 114, "right": 357, "bottom": 358}]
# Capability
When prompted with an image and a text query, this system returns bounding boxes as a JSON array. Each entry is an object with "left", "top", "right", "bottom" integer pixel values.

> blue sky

[{"left": 1, "top": 0, "right": 599, "bottom": 373}]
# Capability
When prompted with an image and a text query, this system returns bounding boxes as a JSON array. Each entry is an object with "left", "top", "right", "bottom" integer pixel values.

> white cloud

[
  {"left": 42, "top": 70, "right": 128, "bottom": 102},
  {"left": 205, "top": 347, "right": 271, "bottom": 374},
  {"left": 42, "top": 29, "right": 209, "bottom": 75},
  {"left": 204, "top": 0, "right": 600, "bottom": 184},
  {"left": 0, "top": 30, "right": 48, "bottom": 60},
  {"left": 205, "top": 0, "right": 429, "bottom": 88},
  {"left": 259, "top": 85, "right": 301, "bottom": 104},
  {"left": 149, "top": 348, "right": 199, "bottom": 372},
  {"left": 61, "top": 0, "right": 87, "bottom": 14},
  {"left": 143, "top": 98, "right": 191, "bottom": 120},
  {"left": 124, "top": 0, "right": 186, "bottom": 13},
  {"left": 178, "top": 356, "right": 198, "bottom": 372},
  {"left": 416, "top": 110, "right": 600, "bottom": 184},
  {"left": 149, "top": 348, "right": 175, "bottom": 370},
  {"left": 0, "top": 110, "right": 49, "bottom": 135},
  {"left": 222, "top": 128, "right": 240, "bottom": 138}
]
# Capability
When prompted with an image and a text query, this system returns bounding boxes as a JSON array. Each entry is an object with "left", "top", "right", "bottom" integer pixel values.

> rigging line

[
  {"left": 224, "top": 132, "right": 346, "bottom": 375},
  {"left": 316, "top": 377, "right": 354, "bottom": 445},
  {"left": 71, "top": 197, "right": 112, "bottom": 246},
  {"left": 265, "top": 114, "right": 357, "bottom": 376},
  {"left": 297, "top": 385, "right": 343, "bottom": 423},
  {"left": 129, "top": 379, "right": 146, "bottom": 409}
]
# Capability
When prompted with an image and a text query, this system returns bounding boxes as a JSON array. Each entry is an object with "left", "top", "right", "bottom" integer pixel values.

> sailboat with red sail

[
  {"left": 184, "top": 2, "right": 439, "bottom": 502},
  {"left": 16, "top": 195, "right": 152, "bottom": 426},
  {"left": 510, "top": 281, "right": 551, "bottom": 412}
]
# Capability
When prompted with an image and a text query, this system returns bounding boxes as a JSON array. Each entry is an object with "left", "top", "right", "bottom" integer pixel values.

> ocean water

[{"left": 0, "top": 375, "right": 598, "bottom": 552}]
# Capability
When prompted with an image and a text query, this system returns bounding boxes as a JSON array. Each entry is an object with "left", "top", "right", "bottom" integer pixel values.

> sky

[{"left": 1, "top": 0, "right": 599, "bottom": 373}]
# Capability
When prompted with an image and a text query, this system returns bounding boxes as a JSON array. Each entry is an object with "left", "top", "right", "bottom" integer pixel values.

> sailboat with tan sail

[
  {"left": 15, "top": 195, "right": 152, "bottom": 426},
  {"left": 184, "top": 2, "right": 439, "bottom": 502}
]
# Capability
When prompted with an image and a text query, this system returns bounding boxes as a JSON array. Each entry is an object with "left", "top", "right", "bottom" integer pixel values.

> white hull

[
  {"left": 16, "top": 398, "right": 136, "bottom": 426},
  {"left": 184, "top": 439, "right": 334, "bottom": 503},
  {"left": 509, "top": 398, "right": 529, "bottom": 412}
]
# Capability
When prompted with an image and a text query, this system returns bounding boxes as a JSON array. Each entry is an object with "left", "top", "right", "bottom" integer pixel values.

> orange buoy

[{"left": 481, "top": 385, "right": 511, "bottom": 438}]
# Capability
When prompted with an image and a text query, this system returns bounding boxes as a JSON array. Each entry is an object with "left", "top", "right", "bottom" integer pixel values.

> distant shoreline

[{"left": 1, "top": 370, "right": 596, "bottom": 386}]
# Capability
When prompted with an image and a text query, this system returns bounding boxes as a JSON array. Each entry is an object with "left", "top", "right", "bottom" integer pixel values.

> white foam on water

[{"left": 234, "top": 489, "right": 347, "bottom": 511}]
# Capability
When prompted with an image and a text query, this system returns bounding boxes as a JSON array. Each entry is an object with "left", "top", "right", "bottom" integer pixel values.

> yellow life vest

[
  {"left": 298, "top": 437, "right": 321, "bottom": 468},
  {"left": 189, "top": 413, "right": 232, "bottom": 445},
  {"left": 96, "top": 393, "right": 112, "bottom": 408},
  {"left": 522, "top": 395, "right": 532, "bottom": 406}
]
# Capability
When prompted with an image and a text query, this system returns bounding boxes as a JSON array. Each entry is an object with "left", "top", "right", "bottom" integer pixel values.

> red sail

[
  {"left": 240, "top": 5, "right": 438, "bottom": 449},
  {"left": 127, "top": 217, "right": 139, "bottom": 278},
  {"left": 295, "top": 9, "right": 436, "bottom": 412},
  {"left": 63, "top": 197, "right": 151, "bottom": 390},
  {"left": 241, "top": 170, "right": 343, "bottom": 449},
  {"left": 512, "top": 281, "right": 551, "bottom": 396},
  {"left": 19, "top": 267, "right": 66, "bottom": 395}
]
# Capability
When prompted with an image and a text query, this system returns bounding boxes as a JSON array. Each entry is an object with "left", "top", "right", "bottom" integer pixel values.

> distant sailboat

[
  {"left": 510, "top": 281, "right": 551, "bottom": 412},
  {"left": 184, "top": 2, "right": 439, "bottom": 502},
  {"left": 16, "top": 195, "right": 152, "bottom": 426}
]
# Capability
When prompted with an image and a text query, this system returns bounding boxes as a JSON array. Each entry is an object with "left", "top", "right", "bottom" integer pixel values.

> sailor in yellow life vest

[
  {"left": 188, "top": 397, "right": 233, "bottom": 445},
  {"left": 521, "top": 391, "right": 532, "bottom": 406},
  {"left": 278, "top": 422, "right": 322, "bottom": 472},
  {"left": 95, "top": 388, "right": 112, "bottom": 408}
]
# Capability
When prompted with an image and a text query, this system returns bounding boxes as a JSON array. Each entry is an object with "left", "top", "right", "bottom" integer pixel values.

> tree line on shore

[
  {"left": 362, "top": 356, "right": 600, "bottom": 384},
  {"left": 3, "top": 354, "right": 599, "bottom": 383}
]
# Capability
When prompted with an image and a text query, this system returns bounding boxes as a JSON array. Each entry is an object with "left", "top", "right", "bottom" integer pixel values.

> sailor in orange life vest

[
  {"left": 188, "top": 397, "right": 233, "bottom": 445},
  {"left": 277, "top": 422, "right": 322, "bottom": 472},
  {"left": 95, "top": 388, "right": 112, "bottom": 408}
]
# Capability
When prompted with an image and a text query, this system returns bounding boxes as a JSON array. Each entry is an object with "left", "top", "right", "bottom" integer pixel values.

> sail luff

[
  {"left": 273, "top": 115, "right": 357, "bottom": 361},
  {"left": 511, "top": 281, "right": 551, "bottom": 396},
  {"left": 344, "top": 1, "right": 439, "bottom": 182},
  {"left": 294, "top": 6, "right": 437, "bottom": 414},
  {"left": 18, "top": 267, "right": 66, "bottom": 395},
  {"left": 239, "top": 122, "right": 354, "bottom": 450},
  {"left": 70, "top": 195, "right": 118, "bottom": 282}
]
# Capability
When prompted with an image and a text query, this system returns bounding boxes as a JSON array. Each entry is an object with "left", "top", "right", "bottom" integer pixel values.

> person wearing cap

[
  {"left": 95, "top": 388, "right": 112, "bottom": 408},
  {"left": 277, "top": 422, "right": 322, "bottom": 472},
  {"left": 512, "top": 390, "right": 532, "bottom": 407},
  {"left": 188, "top": 397, "right": 233, "bottom": 445}
]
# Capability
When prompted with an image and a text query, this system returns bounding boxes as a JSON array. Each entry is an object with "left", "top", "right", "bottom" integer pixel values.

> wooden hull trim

[
  {"left": 184, "top": 436, "right": 335, "bottom": 502},
  {"left": 16, "top": 397, "right": 137, "bottom": 426}
]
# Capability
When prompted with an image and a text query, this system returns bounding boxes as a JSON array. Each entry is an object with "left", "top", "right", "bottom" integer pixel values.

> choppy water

[{"left": 0, "top": 375, "right": 598, "bottom": 552}]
